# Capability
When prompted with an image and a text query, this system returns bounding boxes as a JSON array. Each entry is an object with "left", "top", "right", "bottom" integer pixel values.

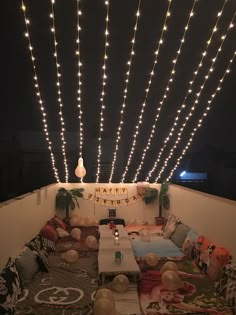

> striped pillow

[{"left": 26, "top": 235, "right": 49, "bottom": 272}]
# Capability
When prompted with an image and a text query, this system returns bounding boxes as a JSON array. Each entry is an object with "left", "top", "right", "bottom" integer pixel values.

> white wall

[
  {"left": 0, "top": 184, "right": 58, "bottom": 269},
  {"left": 169, "top": 184, "right": 236, "bottom": 259},
  {"left": 0, "top": 182, "right": 235, "bottom": 269},
  {"left": 56, "top": 183, "right": 160, "bottom": 224}
]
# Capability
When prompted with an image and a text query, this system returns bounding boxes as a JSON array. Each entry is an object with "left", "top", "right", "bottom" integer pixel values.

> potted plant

[
  {"left": 142, "top": 187, "right": 158, "bottom": 205},
  {"left": 155, "top": 181, "right": 170, "bottom": 225},
  {"left": 55, "top": 187, "right": 84, "bottom": 220}
]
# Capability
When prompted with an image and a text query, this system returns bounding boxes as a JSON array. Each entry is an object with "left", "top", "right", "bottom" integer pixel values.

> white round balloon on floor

[
  {"left": 94, "top": 297, "right": 116, "bottom": 315},
  {"left": 85, "top": 235, "right": 98, "bottom": 249},
  {"left": 112, "top": 274, "right": 129, "bottom": 293},
  {"left": 145, "top": 252, "right": 159, "bottom": 267},
  {"left": 62, "top": 249, "right": 79, "bottom": 263}
]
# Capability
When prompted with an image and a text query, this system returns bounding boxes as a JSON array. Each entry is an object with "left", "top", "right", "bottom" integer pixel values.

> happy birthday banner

[
  {"left": 83, "top": 186, "right": 142, "bottom": 206},
  {"left": 94, "top": 187, "right": 128, "bottom": 195}
]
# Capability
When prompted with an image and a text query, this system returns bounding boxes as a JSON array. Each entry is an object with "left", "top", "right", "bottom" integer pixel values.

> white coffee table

[{"left": 98, "top": 249, "right": 141, "bottom": 284}]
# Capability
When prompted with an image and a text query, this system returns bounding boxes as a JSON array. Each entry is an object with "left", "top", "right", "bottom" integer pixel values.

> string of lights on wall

[
  {"left": 153, "top": 13, "right": 235, "bottom": 182},
  {"left": 166, "top": 51, "right": 235, "bottom": 182},
  {"left": 49, "top": 0, "right": 69, "bottom": 182},
  {"left": 109, "top": 0, "right": 142, "bottom": 183},
  {"left": 21, "top": 1, "right": 60, "bottom": 183},
  {"left": 130, "top": 0, "right": 197, "bottom": 183},
  {"left": 96, "top": 0, "right": 110, "bottom": 183},
  {"left": 145, "top": 0, "right": 229, "bottom": 182},
  {"left": 120, "top": 0, "right": 173, "bottom": 183}
]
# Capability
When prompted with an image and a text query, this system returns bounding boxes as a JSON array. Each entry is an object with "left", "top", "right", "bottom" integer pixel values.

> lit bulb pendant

[{"left": 75, "top": 157, "right": 86, "bottom": 178}]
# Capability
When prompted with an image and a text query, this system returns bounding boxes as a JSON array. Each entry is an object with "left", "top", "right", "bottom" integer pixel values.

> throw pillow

[
  {"left": 56, "top": 227, "right": 70, "bottom": 238},
  {"left": 182, "top": 230, "right": 199, "bottom": 259},
  {"left": 163, "top": 221, "right": 178, "bottom": 239},
  {"left": 170, "top": 223, "right": 190, "bottom": 248},
  {"left": 15, "top": 248, "right": 39, "bottom": 287},
  {"left": 40, "top": 224, "right": 58, "bottom": 242},
  {"left": 0, "top": 257, "right": 22, "bottom": 313},
  {"left": 41, "top": 237, "right": 55, "bottom": 252},
  {"left": 48, "top": 216, "right": 66, "bottom": 230},
  {"left": 26, "top": 235, "right": 49, "bottom": 272}
]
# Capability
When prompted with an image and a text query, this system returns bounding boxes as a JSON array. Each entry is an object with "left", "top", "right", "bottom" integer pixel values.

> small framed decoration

[{"left": 108, "top": 208, "right": 116, "bottom": 218}]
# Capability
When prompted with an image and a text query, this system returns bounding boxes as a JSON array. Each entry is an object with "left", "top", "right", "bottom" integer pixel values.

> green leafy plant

[
  {"left": 143, "top": 187, "right": 158, "bottom": 205},
  {"left": 158, "top": 181, "right": 170, "bottom": 218},
  {"left": 55, "top": 187, "right": 84, "bottom": 219}
]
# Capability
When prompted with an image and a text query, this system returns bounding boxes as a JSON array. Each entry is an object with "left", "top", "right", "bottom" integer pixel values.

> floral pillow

[
  {"left": 40, "top": 224, "right": 58, "bottom": 242},
  {"left": 0, "top": 257, "right": 22, "bottom": 312},
  {"left": 162, "top": 213, "right": 180, "bottom": 239},
  {"left": 193, "top": 236, "right": 232, "bottom": 280}
]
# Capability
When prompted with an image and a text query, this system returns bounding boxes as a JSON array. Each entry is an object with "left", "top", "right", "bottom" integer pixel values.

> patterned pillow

[
  {"left": 0, "top": 257, "right": 22, "bottom": 312},
  {"left": 182, "top": 230, "right": 199, "bottom": 259},
  {"left": 215, "top": 262, "right": 236, "bottom": 314},
  {"left": 193, "top": 236, "right": 232, "bottom": 280},
  {"left": 41, "top": 237, "right": 55, "bottom": 252},
  {"left": 48, "top": 216, "right": 66, "bottom": 230},
  {"left": 162, "top": 213, "right": 180, "bottom": 239},
  {"left": 26, "top": 235, "right": 49, "bottom": 272},
  {"left": 40, "top": 224, "right": 58, "bottom": 242}
]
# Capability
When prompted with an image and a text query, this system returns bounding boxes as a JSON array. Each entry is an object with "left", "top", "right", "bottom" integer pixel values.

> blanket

[
  {"left": 15, "top": 252, "right": 98, "bottom": 315},
  {"left": 138, "top": 258, "right": 232, "bottom": 315}
]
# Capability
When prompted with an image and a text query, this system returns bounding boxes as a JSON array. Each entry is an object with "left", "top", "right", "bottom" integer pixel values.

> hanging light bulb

[{"left": 75, "top": 157, "right": 86, "bottom": 178}]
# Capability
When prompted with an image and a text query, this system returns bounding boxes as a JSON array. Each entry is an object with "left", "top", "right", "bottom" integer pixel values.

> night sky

[{"left": 1, "top": 0, "right": 236, "bottom": 195}]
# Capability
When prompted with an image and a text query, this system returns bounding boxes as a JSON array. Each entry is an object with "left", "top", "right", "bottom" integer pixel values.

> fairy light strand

[
  {"left": 146, "top": 0, "right": 229, "bottom": 182},
  {"left": 120, "top": 0, "right": 173, "bottom": 183},
  {"left": 154, "top": 12, "right": 235, "bottom": 182},
  {"left": 131, "top": 0, "right": 197, "bottom": 183},
  {"left": 21, "top": 1, "right": 60, "bottom": 183},
  {"left": 96, "top": 0, "right": 110, "bottom": 183},
  {"left": 166, "top": 52, "right": 235, "bottom": 182},
  {"left": 50, "top": 0, "right": 69, "bottom": 182},
  {"left": 109, "top": 0, "right": 142, "bottom": 183},
  {"left": 75, "top": 0, "right": 84, "bottom": 160}
]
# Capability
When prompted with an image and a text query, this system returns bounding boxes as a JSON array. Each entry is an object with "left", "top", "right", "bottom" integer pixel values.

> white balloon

[
  {"left": 94, "top": 297, "right": 116, "bottom": 315},
  {"left": 140, "top": 229, "right": 151, "bottom": 242},
  {"left": 95, "top": 288, "right": 114, "bottom": 304},
  {"left": 62, "top": 249, "right": 79, "bottom": 263},
  {"left": 161, "top": 270, "right": 184, "bottom": 291},
  {"left": 160, "top": 261, "right": 178, "bottom": 274},
  {"left": 85, "top": 235, "right": 98, "bottom": 249},
  {"left": 69, "top": 215, "right": 80, "bottom": 226},
  {"left": 71, "top": 228, "right": 81, "bottom": 241},
  {"left": 145, "top": 252, "right": 159, "bottom": 267},
  {"left": 112, "top": 274, "right": 129, "bottom": 293}
]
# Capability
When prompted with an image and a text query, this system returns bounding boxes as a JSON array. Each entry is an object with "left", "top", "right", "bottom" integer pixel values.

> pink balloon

[{"left": 71, "top": 228, "right": 81, "bottom": 240}]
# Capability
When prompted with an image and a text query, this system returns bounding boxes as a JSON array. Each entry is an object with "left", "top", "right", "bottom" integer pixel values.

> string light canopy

[
  {"left": 18, "top": 0, "right": 236, "bottom": 185},
  {"left": 145, "top": 0, "right": 230, "bottom": 182}
]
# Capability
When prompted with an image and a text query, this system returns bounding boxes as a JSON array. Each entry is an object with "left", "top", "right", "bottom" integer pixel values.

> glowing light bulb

[{"left": 75, "top": 157, "right": 86, "bottom": 178}]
